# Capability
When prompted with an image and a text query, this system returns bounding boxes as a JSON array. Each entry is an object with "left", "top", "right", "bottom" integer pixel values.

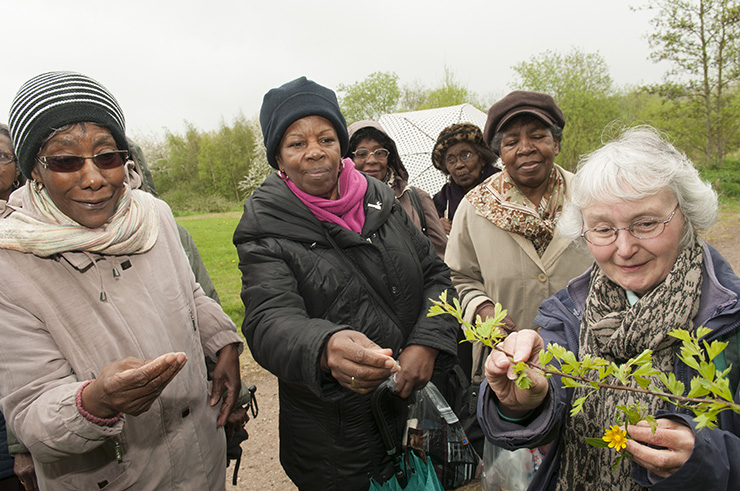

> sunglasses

[{"left": 36, "top": 150, "right": 128, "bottom": 173}]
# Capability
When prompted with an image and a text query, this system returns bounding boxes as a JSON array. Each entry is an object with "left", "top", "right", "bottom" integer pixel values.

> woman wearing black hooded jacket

[{"left": 233, "top": 77, "right": 459, "bottom": 490}]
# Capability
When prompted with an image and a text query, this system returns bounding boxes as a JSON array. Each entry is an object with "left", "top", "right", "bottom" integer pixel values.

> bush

[
  {"left": 700, "top": 157, "right": 740, "bottom": 202},
  {"left": 160, "top": 188, "right": 238, "bottom": 215}
]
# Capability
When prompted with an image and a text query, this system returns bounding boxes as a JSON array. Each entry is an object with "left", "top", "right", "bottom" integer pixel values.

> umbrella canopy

[{"left": 379, "top": 104, "right": 488, "bottom": 196}]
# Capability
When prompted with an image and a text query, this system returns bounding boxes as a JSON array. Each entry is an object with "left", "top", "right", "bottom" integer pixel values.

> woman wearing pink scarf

[{"left": 233, "top": 77, "right": 459, "bottom": 490}]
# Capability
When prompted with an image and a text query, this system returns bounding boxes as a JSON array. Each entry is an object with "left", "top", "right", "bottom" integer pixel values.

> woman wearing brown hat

[
  {"left": 432, "top": 123, "right": 499, "bottom": 235},
  {"left": 347, "top": 120, "right": 447, "bottom": 258},
  {"left": 445, "top": 91, "right": 592, "bottom": 488}
]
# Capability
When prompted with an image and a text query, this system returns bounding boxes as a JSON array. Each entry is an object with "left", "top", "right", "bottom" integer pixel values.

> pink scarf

[{"left": 284, "top": 158, "right": 367, "bottom": 233}]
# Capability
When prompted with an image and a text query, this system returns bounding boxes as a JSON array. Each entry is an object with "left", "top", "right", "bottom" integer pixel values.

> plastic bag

[
  {"left": 481, "top": 441, "right": 546, "bottom": 491},
  {"left": 404, "top": 382, "right": 482, "bottom": 489}
]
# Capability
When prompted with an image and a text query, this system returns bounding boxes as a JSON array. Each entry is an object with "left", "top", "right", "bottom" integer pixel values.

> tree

[
  {"left": 641, "top": 0, "right": 740, "bottom": 167},
  {"left": 337, "top": 72, "right": 401, "bottom": 124},
  {"left": 511, "top": 48, "right": 620, "bottom": 169}
]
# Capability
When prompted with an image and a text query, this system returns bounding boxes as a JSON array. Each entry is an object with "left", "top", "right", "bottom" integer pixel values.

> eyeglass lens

[
  {"left": 354, "top": 149, "right": 389, "bottom": 160},
  {"left": 0, "top": 152, "right": 15, "bottom": 165},
  {"left": 446, "top": 152, "right": 472, "bottom": 166},
  {"left": 40, "top": 151, "right": 128, "bottom": 173}
]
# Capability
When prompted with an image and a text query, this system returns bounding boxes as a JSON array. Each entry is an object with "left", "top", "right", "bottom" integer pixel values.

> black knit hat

[
  {"left": 260, "top": 76, "right": 348, "bottom": 169},
  {"left": 8, "top": 71, "right": 128, "bottom": 179}
]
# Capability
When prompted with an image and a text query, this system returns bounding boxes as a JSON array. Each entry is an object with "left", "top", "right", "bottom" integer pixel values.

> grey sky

[{"left": 2, "top": 0, "right": 665, "bottom": 140}]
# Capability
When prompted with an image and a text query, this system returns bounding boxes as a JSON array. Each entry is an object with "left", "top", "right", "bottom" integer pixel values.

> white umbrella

[{"left": 379, "top": 104, "right": 488, "bottom": 196}]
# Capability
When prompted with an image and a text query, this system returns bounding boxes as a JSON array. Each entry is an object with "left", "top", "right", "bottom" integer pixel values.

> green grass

[{"left": 177, "top": 215, "right": 245, "bottom": 330}]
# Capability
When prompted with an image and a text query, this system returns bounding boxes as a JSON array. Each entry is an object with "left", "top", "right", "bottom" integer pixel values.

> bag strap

[
  {"left": 407, "top": 187, "right": 428, "bottom": 236},
  {"left": 323, "top": 231, "right": 405, "bottom": 331}
]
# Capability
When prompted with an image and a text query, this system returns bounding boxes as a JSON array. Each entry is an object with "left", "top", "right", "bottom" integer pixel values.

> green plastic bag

[{"left": 369, "top": 451, "right": 444, "bottom": 491}]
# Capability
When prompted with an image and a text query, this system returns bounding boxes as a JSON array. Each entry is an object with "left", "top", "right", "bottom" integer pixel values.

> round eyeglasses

[
  {"left": 581, "top": 204, "right": 680, "bottom": 246},
  {"left": 0, "top": 152, "right": 16, "bottom": 165},
  {"left": 352, "top": 148, "right": 390, "bottom": 162},
  {"left": 445, "top": 151, "right": 474, "bottom": 167}
]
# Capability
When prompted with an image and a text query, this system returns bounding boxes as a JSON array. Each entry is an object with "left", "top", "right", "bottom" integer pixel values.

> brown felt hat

[{"left": 483, "top": 91, "right": 565, "bottom": 146}]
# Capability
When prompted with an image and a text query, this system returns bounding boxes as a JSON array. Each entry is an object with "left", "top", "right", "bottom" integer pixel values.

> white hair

[{"left": 558, "top": 125, "right": 718, "bottom": 249}]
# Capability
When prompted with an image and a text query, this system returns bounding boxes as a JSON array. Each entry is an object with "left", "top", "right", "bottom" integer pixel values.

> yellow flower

[{"left": 602, "top": 425, "right": 628, "bottom": 451}]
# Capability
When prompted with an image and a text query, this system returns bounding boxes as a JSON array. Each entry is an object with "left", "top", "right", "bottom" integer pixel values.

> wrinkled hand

[
  {"left": 440, "top": 217, "right": 452, "bottom": 235},
  {"left": 321, "top": 330, "right": 398, "bottom": 395},
  {"left": 394, "top": 345, "right": 438, "bottom": 399},
  {"left": 210, "top": 343, "right": 241, "bottom": 427},
  {"left": 13, "top": 453, "right": 37, "bottom": 491},
  {"left": 627, "top": 418, "right": 695, "bottom": 478},
  {"left": 476, "top": 303, "right": 518, "bottom": 334},
  {"left": 485, "top": 330, "right": 548, "bottom": 418},
  {"left": 81, "top": 352, "right": 188, "bottom": 418}
]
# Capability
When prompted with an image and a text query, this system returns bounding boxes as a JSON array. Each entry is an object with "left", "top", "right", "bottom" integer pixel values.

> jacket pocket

[{"left": 49, "top": 438, "right": 133, "bottom": 490}]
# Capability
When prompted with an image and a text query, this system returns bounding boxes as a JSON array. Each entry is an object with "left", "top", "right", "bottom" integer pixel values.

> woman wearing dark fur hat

[
  {"left": 432, "top": 122, "right": 499, "bottom": 234},
  {"left": 233, "top": 77, "right": 459, "bottom": 490},
  {"left": 0, "top": 71, "right": 243, "bottom": 490},
  {"left": 347, "top": 120, "right": 447, "bottom": 258}
]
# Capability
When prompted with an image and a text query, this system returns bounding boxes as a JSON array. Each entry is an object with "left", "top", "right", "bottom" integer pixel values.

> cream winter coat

[
  {"left": 0, "top": 198, "right": 242, "bottom": 490},
  {"left": 445, "top": 166, "right": 593, "bottom": 377}
]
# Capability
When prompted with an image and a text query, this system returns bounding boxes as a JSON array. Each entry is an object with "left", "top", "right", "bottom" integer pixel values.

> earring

[
  {"left": 12, "top": 179, "right": 21, "bottom": 189},
  {"left": 278, "top": 169, "right": 289, "bottom": 181},
  {"left": 32, "top": 180, "right": 44, "bottom": 192}
]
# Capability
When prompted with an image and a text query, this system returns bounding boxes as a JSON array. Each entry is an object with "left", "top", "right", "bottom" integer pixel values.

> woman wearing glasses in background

[
  {"left": 0, "top": 72, "right": 243, "bottom": 490},
  {"left": 0, "top": 124, "right": 23, "bottom": 201},
  {"left": 480, "top": 126, "right": 740, "bottom": 490},
  {"left": 346, "top": 120, "right": 447, "bottom": 258},
  {"left": 431, "top": 123, "right": 500, "bottom": 235}
]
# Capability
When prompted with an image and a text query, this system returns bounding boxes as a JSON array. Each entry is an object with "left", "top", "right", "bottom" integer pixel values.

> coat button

[
  {"left": 538, "top": 273, "right": 547, "bottom": 283},
  {"left": 391, "top": 286, "right": 398, "bottom": 294}
]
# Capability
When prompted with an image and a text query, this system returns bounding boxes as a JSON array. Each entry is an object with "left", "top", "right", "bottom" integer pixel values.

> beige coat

[
  {"left": 0, "top": 199, "right": 242, "bottom": 490},
  {"left": 445, "top": 166, "right": 593, "bottom": 377}
]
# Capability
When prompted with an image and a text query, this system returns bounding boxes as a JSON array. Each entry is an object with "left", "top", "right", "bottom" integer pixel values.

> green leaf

[
  {"left": 668, "top": 328, "right": 692, "bottom": 343},
  {"left": 562, "top": 378, "right": 585, "bottom": 389},
  {"left": 539, "top": 350, "right": 553, "bottom": 367},
  {"left": 698, "top": 361, "right": 716, "bottom": 381},
  {"left": 706, "top": 340, "right": 728, "bottom": 362},
  {"left": 585, "top": 437, "right": 610, "bottom": 448}
]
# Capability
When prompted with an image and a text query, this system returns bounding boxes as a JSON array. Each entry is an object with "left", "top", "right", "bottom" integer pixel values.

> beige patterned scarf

[
  {"left": 0, "top": 182, "right": 159, "bottom": 257},
  {"left": 556, "top": 238, "right": 704, "bottom": 490},
  {"left": 465, "top": 166, "right": 565, "bottom": 256}
]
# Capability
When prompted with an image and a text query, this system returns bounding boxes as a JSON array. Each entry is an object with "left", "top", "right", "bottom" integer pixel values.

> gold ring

[{"left": 351, "top": 376, "right": 357, "bottom": 388}]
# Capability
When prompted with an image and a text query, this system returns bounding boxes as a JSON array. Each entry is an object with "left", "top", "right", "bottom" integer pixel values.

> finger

[{"left": 216, "top": 383, "right": 239, "bottom": 427}]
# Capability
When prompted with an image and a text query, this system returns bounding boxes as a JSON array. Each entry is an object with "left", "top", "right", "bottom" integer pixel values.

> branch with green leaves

[{"left": 428, "top": 291, "right": 740, "bottom": 466}]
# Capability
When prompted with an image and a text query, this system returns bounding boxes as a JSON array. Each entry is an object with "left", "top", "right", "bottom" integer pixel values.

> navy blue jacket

[{"left": 479, "top": 243, "right": 740, "bottom": 490}]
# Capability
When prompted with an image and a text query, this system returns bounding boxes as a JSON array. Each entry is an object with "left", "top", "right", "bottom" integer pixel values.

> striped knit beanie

[{"left": 8, "top": 71, "right": 128, "bottom": 179}]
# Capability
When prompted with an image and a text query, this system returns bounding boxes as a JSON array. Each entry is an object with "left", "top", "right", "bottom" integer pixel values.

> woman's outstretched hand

[
  {"left": 485, "top": 330, "right": 549, "bottom": 418},
  {"left": 321, "top": 330, "right": 399, "bottom": 395},
  {"left": 81, "top": 352, "right": 188, "bottom": 418}
]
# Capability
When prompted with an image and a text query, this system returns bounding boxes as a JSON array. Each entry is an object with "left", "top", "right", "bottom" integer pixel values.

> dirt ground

[{"left": 227, "top": 211, "right": 740, "bottom": 491}]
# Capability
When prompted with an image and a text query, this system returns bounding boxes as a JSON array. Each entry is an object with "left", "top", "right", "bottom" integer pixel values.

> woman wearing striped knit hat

[{"left": 0, "top": 71, "right": 244, "bottom": 490}]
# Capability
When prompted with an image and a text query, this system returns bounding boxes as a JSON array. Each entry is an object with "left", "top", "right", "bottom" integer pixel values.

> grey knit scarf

[{"left": 556, "top": 238, "right": 704, "bottom": 490}]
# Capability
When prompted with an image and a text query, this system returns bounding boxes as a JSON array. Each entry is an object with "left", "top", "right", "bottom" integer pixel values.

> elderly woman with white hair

[{"left": 479, "top": 126, "right": 740, "bottom": 490}]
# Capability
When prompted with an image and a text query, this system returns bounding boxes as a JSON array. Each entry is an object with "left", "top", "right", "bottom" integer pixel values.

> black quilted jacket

[{"left": 233, "top": 173, "right": 458, "bottom": 490}]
